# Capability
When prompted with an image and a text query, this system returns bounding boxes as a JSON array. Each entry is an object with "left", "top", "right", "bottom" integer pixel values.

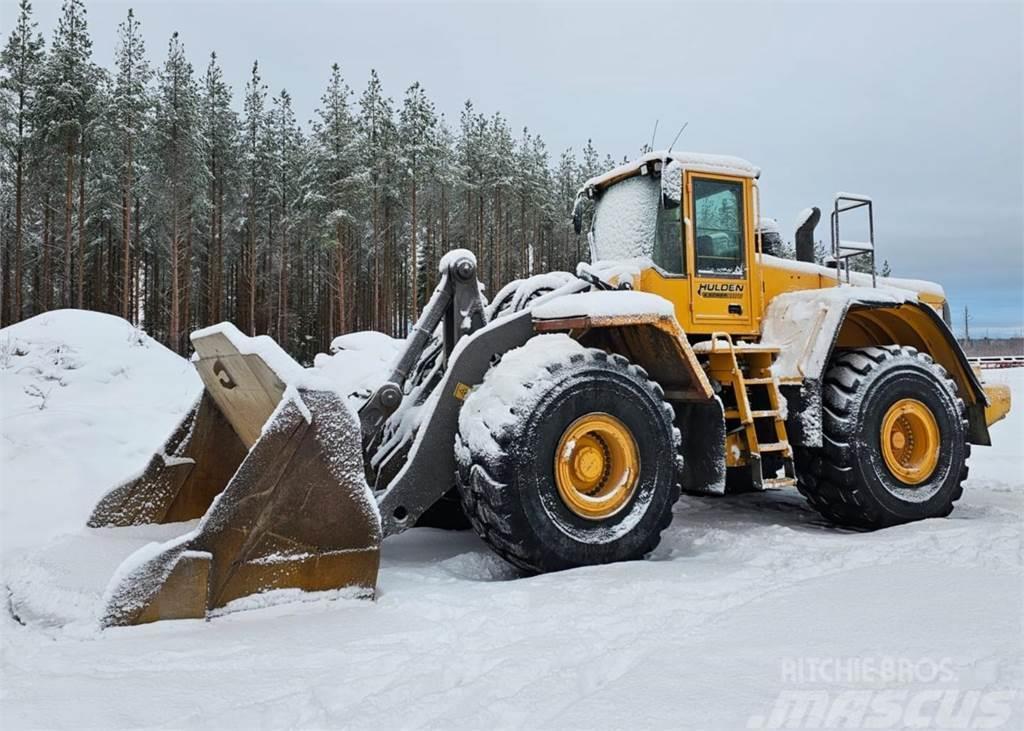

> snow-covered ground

[{"left": 1, "top": 311, "right": 1021, "bottom": 729}]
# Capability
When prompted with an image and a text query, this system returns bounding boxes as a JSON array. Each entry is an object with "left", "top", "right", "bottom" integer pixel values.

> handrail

[{"left": 830, "top": 194, "right": 876, "bottom": 287}]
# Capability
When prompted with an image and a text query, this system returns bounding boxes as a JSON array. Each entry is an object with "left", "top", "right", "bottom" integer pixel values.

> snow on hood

[
  {"left": 532, "top": 290, "right": 675, "bottom": 320},
  {"left": 759, "top": 254, "right": 945, "bottom": 300}
]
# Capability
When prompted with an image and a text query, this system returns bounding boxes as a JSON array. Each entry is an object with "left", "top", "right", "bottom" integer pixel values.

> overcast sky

[{"left": 19, "top": 0, "right": 1024, "bottom": 336}]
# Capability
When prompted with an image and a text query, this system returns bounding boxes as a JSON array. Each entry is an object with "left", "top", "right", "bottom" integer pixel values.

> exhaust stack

[{"left": 795, "top": 206, "right": 821, "bottom": 263}]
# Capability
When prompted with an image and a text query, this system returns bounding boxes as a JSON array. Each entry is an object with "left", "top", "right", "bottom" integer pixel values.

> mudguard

[{"left": 761, "top": 288, "right": 991, "bottom": 446}]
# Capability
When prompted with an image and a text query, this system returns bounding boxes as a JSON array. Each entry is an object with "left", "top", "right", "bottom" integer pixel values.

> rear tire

[
  {"left": 795, "top": 345, "right": 969, "bottom": 528},
  {"left": 455, "top": 335, "right": 681, "bottom": 573}
]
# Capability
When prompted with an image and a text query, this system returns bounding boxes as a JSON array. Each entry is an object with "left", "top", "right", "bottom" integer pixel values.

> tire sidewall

[
  {"left": 504, "top": 362, "right": 677, "bottom": 569},
  {"left": 853, "top": 358, "right": 965, "bottom": 519}
]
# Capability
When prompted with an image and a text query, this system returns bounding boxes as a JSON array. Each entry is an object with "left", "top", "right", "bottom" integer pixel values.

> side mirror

[{"left": 661, "top": 161, "right": 682, "bottom": 205}]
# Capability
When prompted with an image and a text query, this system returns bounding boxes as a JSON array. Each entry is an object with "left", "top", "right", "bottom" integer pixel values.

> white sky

[{"left": 18, "top": 0, "right": 1024, "bottom": 336}]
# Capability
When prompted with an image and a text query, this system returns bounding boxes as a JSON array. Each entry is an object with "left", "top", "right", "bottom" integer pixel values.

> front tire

[
  {"left": 455, "top": 335, "right": 681, "bottom": 573},
  {"left": 796, "top": 345, "right": 969, "bottom": 528}
]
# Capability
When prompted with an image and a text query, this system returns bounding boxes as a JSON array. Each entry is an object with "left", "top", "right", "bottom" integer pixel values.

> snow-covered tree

[
  {"left": 111, "top": 7, "right": 150, "bottom": 321},
  {"left": 0, "top": 0, "right": 45, "bottom": 324},
  {"left": 0, "top": 8, "right": 627, "bottom": 354},
  {"left": 199, "top": 52, "right": 237, "bottom": 324},
  {"left": 266, "top": 88, "right": 304, "bottom": 341},
  {"left": 36, "top": 0, "right": 98, "bottom": 308},
  {"left": 312, "top": 62, "right": 358, "bottom": 335},
  {"left": 398, "top": 81, "right": 438, "bottom": 317},
  {"left": 358, "top": 69, "right": 397, "bottom": 331},
  {"left": 240, "top": 60, "right": 268, "bottom": 335},
  {"left": 149, "top": 32, "right": 203, "bottom": 351}
]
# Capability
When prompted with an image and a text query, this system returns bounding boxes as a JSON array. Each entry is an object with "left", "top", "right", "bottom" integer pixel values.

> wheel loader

[{"left": 89, "top": 150, "right": 1012, "bottom": 625}]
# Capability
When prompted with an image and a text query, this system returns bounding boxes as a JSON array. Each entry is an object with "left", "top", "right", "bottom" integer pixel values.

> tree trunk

[
  {"left": 170, "top": 196, "right": 180, "bottom": 352},
  {"left": 183, "top": 209, "right": 193, "bottom": 342},
  {"left": 42, "top": 192, "right": 51, "bottom": 311},
  {"left": 410, "top": 174, "right": 418, "bottom": 318},
  {"left": 207, "top": 155, "right": 217, "bottom": 324},
  {"left": 77, "top": 139, "right": 86, "bottom": 308},
  {"left": 373, "top": 187, "right": 380, "bottom": 331},
  {"left": 64, "top": 139, "right": 74, "bottom": 308},
  {"left": 13, "top": 144, "right": 23, "bottom": 323},
  {"left": 133, "top": 196, "right": 141, "bottom": 325},
  {"left": 122, "top": 138, "right": 133, "bottom": 320}
]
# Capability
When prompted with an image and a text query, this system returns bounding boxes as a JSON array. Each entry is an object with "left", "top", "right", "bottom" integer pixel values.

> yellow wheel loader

[{"left": 90, "top": 151, "right": 1011, "bottom": 625}]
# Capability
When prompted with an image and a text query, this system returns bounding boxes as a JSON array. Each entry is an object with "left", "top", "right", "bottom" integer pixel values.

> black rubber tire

[
  {"left": 795, "top": 345, "right": 969, "bottom": 529},
  {"left": 455, "top": 335, "right": 682, "bottom": 573}
]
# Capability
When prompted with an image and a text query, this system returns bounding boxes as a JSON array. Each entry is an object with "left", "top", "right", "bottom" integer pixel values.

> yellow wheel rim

[
  {"left": 554, "top": 413, "right": 640, "bottom": 520},
  {"left": 880, "top": 398, "right": 940, "bottom": 485}
]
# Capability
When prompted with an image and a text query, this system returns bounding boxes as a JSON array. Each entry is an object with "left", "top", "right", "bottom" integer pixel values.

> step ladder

[{"left": 692, "top": 332, "right": 796, "bottom": 490}]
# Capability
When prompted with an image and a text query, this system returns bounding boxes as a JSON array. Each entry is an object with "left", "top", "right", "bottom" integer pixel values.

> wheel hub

[
  {"left": 555, "top": 413, "right": 639, "bottom": 520},
  {"left": 880, "top": 398, "right": 940, "bottom": 485}
]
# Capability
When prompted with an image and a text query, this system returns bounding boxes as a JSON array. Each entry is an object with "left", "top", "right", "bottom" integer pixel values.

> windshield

[{"left": 590, "top": 175, "right": 684, "bottom": 274}]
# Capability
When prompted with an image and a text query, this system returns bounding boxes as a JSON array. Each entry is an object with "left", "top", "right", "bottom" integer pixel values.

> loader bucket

[{"left": 90, "top": 324, "right": 381, "bottom": 626}]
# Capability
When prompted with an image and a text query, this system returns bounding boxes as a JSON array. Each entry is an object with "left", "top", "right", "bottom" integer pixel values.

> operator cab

[{"left": 579, "top": 151, "right": 762, "bottom": 335}]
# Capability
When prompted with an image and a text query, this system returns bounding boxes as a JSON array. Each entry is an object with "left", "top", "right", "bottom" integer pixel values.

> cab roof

[{"left": 580, "top": 150, "right": 760, "bottom": 198}]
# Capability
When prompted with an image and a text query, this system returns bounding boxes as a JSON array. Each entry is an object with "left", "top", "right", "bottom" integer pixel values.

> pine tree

[
  {"left": 358, "top": 70, "right": 396, "bottom": 331},
  {"left": 312, "top": 63, "right": 357, "bottom": 335},
  {"left": 2, "top": 16, "right": 626, "bottom": 352},
  {"left": 0, "top": 0, "right": 45, "bottom": 325},
  {"left": 266, "top": 88, "right": 303, "bottom": 342},
  {"left": 150, "top": 32, "right": 203, "bottom": 352},
  {"left": 37, "top": 0, "right": 96, "bottom": 308},
  {"left": 112, "top": 7, "right": 150, "bottom": 322},
  {"left": 398, "top": 81, "right": 437, "bottom": 319},
  {"left": 199, "top": 52, "right": 236, "bottom": 325},
  {"left": 240, "top": 60, "right": 268, "bottom": 335}
]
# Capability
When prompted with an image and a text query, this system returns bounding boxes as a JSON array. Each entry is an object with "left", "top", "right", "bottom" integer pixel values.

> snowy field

[{"left": 1, "top": 311, "right": 1021, "bottom": 729}]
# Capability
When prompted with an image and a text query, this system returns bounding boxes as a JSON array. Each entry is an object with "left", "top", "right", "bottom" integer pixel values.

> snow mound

[
  {"left": 0, "top": 310, "right": 201, "bottom": 553},
  {"left": 316, "top": 330, "right": 402, "bottom": 407}
]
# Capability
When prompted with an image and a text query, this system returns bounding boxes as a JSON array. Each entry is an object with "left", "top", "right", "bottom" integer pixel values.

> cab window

[
  {"left": 653, "top": 195, "right": 685, "bottom": 274},
  {"left": 693, "top": 178, "right": 745, "bottom": 276}
]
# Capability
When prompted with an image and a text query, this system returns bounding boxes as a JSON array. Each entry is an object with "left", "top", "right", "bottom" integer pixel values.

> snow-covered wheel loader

[{"left": 90, "top": 150, "right": 1011, "bottom": 625}]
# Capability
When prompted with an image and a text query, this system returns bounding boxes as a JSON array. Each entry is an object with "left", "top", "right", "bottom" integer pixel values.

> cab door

[{"left": 686, "top": 173, "right": 756, "bottom": 334}]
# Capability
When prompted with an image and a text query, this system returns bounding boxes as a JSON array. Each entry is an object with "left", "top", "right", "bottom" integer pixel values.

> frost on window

[
  {"left": 591, "top": 174, "right": 684, "bottom": 274},
  {"left": 694, "top": 178, "right": 746, "bottom": 277},
  {"left": 591, "top": 176, "right": 659, "bottom": 262}
]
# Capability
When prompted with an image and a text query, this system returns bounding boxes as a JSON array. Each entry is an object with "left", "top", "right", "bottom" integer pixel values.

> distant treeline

[
  {"left": 0, "top": 0, "right": 622, "bottom": 362},
  {"left": 959, "top": 337, "right": 1024, "bottom": 357}
]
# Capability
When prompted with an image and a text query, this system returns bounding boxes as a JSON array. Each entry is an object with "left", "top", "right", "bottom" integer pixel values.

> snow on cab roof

[{"left": 581, "top": 150, "right": 760, "bottom": 197}]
